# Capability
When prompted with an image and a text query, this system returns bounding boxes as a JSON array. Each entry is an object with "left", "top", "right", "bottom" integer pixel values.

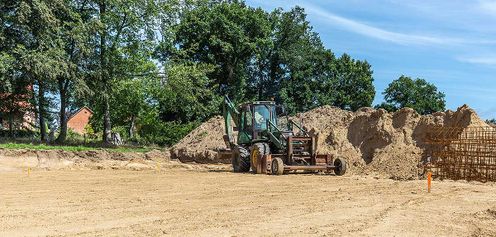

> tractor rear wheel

[
  {"left": 333, "top": 157, "right": 347, "bottom": 176},
  {"left": 271, "top": 158, "right": 284, "bottom": 175},
  {"left": 232, "top": 146, "right": 250, "bottom": 173},
  {"left": 250, "top": 143, "right": 270, "bottom": 174}
]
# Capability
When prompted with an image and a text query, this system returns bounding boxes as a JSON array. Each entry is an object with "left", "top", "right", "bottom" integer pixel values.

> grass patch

[{"left": 0, "top": 143, "right": 155, "bottom": 153}]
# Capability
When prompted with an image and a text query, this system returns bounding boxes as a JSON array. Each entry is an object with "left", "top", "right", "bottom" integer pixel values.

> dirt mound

[
  {"left": 296, "top": 104, "right": 488, "bottom": 179},
  {"left": 0, "top": 149, "right": 171, "bottom": 172},
  {"left": 170, "top": 116, "right": 230, "bottom": 163},
  {"left": 171, "top": 105, "right": 488, "bottom": 180}
]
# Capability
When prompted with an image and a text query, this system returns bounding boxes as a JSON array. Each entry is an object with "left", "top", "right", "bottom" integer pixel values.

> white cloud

[
  {"left": 303, "top": 3, "right": 496, "bottom": 46},
  {"left": 478, "top": 0, "right": 496, "bottom": 15},
  {"left": 305, "top": 6, "right": 445, "bottom": 45},
  {"left": 457, "top": 56, "right": 496, "bottom": 66}
]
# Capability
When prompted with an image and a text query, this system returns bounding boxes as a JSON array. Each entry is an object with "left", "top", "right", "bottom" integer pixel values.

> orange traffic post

[{"left": 427, "top": 171, "right": 432, "bottom": 193}]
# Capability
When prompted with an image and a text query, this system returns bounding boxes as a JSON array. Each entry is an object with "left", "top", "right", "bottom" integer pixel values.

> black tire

[
  {"left": 232, "top": 146, "right": 250, "bottom": 173},
  {"left": 333, "top": 157, "right": 347, "bottom": 176},
  {"left": 250, "top": 143, "right": 270, "bottom": 174},
  {"left": 271, "top": 158, "right": 284, "bottom": 175}
]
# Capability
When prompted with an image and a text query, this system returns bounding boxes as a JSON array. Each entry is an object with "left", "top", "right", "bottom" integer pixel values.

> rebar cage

[{"left": 425, "top": 126, "right": 496, "bottom": 182}]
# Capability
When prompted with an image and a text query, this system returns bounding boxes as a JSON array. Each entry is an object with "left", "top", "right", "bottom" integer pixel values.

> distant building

[{"left": 67, "top": 106, "right": 93, "bottom": 135}]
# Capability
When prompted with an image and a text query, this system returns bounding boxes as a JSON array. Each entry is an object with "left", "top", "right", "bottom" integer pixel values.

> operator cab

[{"left": 239, "top": 101, "right": 275, "bottom": 140}]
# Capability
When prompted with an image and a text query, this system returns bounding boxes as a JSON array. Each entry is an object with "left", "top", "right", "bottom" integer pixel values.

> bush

[
  {"left": 112, "top": 126, "right": 129, "bottom": 140},
  {"left": 138, "top": 121, "right": 199, "bottom": 146},
  {"left": 67, "top": 128, "right": 84, "bottom": 140},
  {"left": 84, "top": 124, "right": 98, "bottom": 139},
  {"left": 0, "top": 129, "right": 37, "bottom": 138}
]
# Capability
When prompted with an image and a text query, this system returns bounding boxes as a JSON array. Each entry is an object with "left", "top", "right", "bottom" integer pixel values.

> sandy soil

[{"left": 1, "top": 169, "right": 496, "bottom": 237}]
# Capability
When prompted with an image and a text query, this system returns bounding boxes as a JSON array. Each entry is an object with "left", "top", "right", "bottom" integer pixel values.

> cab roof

[{"left": 240, "top": 101, "right": 276, "bottom": 107}]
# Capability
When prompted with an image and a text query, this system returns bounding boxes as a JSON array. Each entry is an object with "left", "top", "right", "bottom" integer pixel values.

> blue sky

[{"left": 245, "top": 0, "right": 496, "bottom": 119}]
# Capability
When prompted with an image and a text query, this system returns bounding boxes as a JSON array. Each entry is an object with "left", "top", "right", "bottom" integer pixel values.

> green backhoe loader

[{"left": 223, "top": 96, "right": 346, "bottom": 175}]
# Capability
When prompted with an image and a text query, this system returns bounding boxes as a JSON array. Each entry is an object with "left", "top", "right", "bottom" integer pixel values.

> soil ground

[{"left": 1, "top": 169, "right": 496, "bottom": 237}]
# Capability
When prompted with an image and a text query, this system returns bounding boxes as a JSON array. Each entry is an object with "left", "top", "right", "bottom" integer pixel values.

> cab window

[
  {"left": 271, "top": 106, "right": 277, "bottom": 126},
  {"left": 243, "top": 106, "right": 253, "bottom": 132},
  {"left": 254, "top": 105, "right": 270, "bottom": 130}
]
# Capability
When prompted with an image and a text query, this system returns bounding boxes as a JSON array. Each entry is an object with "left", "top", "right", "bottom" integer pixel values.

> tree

[
  {"left": 485, "top": 119, "right": 496, "bottom": 126},
  {"left": 377, "top": 75, "right": 446, "bottom": 114},
  {"left": 2, "top": 0, "right": 381, "bottom": 146},
  {"left": 156, "top": 63, "right": 221, "bottom": 123},
  {"left": 272, "top": 6, "right": 330, "bottom": 114},
  {"left": 54, "top": 0, "right": 91, "bottom": 143},
  {"left": 0, "top": 53, "right": 32, "bottom": 136},
  {"left": 103, "top": 63, "right": 218, "bottom": 145},
  {"left": 82, "top": 0, "right": 160, "bottom": 144},
  {"left": 174, "top": 1, "right": 271, "bottom": 102},
  {"left": 257, "top": 7, "right": 375, "bottom": 113},
  {"left": 1, "top": 0, "right": 71, "bottom": 141},
  {"left": 331, "top": 54, "right": 375, "bottom": 111},
  {"left": 110, "top": 78, "right": 151, "bottom": 139},
  {"left": 169, "top": 3, "right": 376, "bottom": 115}
]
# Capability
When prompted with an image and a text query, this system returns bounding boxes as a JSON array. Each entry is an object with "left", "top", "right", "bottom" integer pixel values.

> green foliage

[
  {"left": 274, "top": 7, "right": 329, "bottom": 113},
  {"left": 486, "top": 119, "right": 496, "bottom": 125},
  {"left": 83, "top": 124, "right": 97, "bottom": 139},
  {"left": 174, "top": 1, "right": 270, "bottom": 102},
  {"left": 94, "top": 63, "right": 218, "bottom": 146},
  {"left": 172, "top": 4, "right": 375, "bottom": 114},
  {"left": 138, "top": 121, "right": 198, "bottom": 146},
  {"left": 76, "top": 0, "right": 161, "bottom": 143},
  {"left": 374, "top": 102, "right": 396, "bottom": 112},
  {"left": 110, "top": 78, "right": 149, "bottom": 128},
  {"left": 0, "top": 129, "right": 37, "bottom": 138},
  {"left": 111, "top": 125, "right": 131, "bottom": 140},
  {"left": 0, "top": 52, "right": 14, "bottom": 76},
  {"left": 378, "top": 75, "right": 446, "bottom": 114},
  {"left": 137, "top": 107, "right": 199, "bottom": 146},
  {"left": 1, "top": 0, "right": 72, "bottom": 82},
  {"left": 66, "top": 128, "right": 84, "bottom": 140},
  {"left": 263, "top": 7, "right": 374, "bottom": 113},
  {"left": 331, "top": 54, "right": 375, "bottom": 111},
  {"left": 2, "top": 0, "right": 429, "bottom": 148},
  {"left": 156, "top": 63, "right": 221, "bottom": 122}
]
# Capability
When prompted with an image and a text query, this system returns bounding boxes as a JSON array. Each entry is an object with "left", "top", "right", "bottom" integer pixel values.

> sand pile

[
  {"left": 170, "top": 116, "right": 232, "bottom": 163},
  {"left": 171, "top": 105, "right": 489, "bottom": 180}
]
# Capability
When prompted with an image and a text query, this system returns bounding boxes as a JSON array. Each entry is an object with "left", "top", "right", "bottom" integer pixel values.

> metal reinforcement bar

[{"left": 425, "top": 126, "right": 496, "bottom": 182}]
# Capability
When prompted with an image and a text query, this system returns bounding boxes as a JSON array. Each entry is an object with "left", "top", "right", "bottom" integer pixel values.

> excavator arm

[{"left": 223, "top": 96, "right": 240, "bottom": 148}]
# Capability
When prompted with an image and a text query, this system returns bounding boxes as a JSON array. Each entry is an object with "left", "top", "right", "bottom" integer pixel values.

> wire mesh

[{"left": 425, "top": 126, "right": 496, "bottom": 182}]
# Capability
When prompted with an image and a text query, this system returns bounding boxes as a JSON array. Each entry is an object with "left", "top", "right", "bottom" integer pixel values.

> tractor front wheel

[
  {"left": 250, "top": 143, "right": 270, "bottom": 174},
  {"left": 232, "top": 146, "right": 250, "bottom": 173}
]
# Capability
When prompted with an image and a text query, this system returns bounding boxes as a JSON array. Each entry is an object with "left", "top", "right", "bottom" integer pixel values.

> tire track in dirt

[
  {"left": 349, "top": 183, "right": 496, "bottom": 236},
  {"left": 2, "top": 170, "right": 496, "bottom": 236}
]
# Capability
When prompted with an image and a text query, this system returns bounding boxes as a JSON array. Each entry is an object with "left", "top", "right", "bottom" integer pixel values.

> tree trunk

[
  {"left": 129, "top": 115, "right": 136, "bottom": 139},
  {"left": 8, "top": 112, "right": 13, "bottom": 138},
  {"left": 99, "top": 0, "right": 112, "bottom": 144},
  {"left": 56, "top": 78, "right": 69, "bottom": 143},
  {"left": 8, "top": 96, "right": 14, "bottom": 138},
  {"left": 103, "top": 93, "right": 112, "bottom": 143},
  {"left": 38, "top": 81, "right": 47, "bottom": 142},
  {"left": 258, "top": 61, "right": 264, "bottom": 100}
]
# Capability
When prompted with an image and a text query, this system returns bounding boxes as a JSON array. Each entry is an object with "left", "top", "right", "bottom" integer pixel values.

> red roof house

[{"left": 67, "top": 106, "right": 93, "bottom": 135}]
